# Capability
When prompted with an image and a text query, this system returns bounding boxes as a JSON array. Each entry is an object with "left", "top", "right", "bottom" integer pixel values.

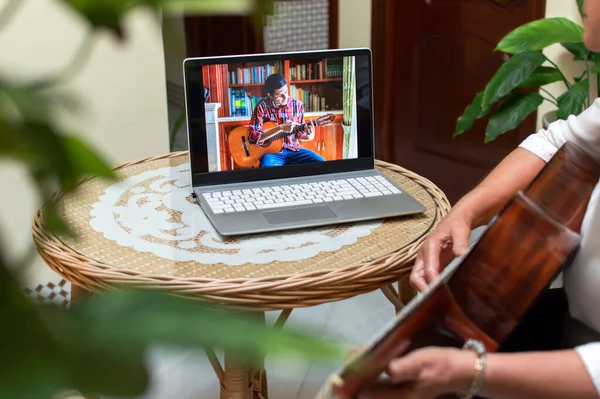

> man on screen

[{"left": 248, "top": 73, "right": 325, "bottom": 167}]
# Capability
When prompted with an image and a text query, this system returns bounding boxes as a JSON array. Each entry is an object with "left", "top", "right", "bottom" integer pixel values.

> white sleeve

[
  {"left": 575, "top": 343, "right": 600, "bottom": 396},
  {"left": 519, "top": 98, "right": 600, "bottom": 163}
]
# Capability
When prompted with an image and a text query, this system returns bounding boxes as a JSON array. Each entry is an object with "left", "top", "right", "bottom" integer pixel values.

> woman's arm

[
  {"left": 478, "top": 348, "right": 599, "bottom": 399},
  {"left": 353, "top": 346, "right": 600, "bottom": 399}
]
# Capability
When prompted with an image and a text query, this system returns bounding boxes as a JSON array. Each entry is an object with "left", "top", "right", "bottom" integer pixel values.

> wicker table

[{"left": 32, "top": 151, "right": 450, "bottom": 399}]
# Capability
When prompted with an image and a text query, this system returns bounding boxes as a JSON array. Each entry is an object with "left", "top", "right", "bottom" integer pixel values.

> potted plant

[{"left": 455, "top": 0, "right": 598, "bottom": 141}]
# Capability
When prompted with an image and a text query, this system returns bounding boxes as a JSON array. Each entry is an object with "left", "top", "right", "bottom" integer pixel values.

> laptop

[{"left": 183, "top": 48, "right": 425, "bottom": 236}]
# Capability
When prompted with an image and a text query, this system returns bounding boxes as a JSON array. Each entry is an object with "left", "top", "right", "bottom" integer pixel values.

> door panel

[
  {"left": 372, "top": 0, "right": 545, "bottom": 204},
  {"left": 302, "top": 128, "right": 322, "bottom": 156},
  {"left": 322, "top": 125, "right": 344, "bottom": 161}
]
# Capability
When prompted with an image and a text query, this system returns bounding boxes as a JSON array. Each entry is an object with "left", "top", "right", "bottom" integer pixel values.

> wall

[
  {"left": 537, "top": 0, "right": 597, "bottom": 130},
  {"left": 0, "top": 0, "right": 170, "bottom": 284},
  {"left": 339, "top": 0, "right": 372, "bottom": 49}
]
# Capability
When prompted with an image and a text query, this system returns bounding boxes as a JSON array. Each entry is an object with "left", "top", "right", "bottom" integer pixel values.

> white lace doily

[{"left": 90, "top": 163, "right": 382, "bottom": 266}]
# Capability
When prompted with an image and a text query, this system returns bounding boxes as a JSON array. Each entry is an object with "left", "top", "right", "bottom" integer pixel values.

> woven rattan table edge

[{"left": 32, "top": 151, "right": 451, "bottom": 310}]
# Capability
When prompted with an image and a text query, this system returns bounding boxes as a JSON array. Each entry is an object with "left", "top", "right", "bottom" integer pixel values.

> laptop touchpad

[{"left": 262, "top": 205, "right": 337, "bottom": 225}]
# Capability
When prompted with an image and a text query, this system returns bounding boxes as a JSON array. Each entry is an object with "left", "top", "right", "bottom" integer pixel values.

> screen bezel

[{"left": 183, "top": 48, "right": 375, "bottom": 187}]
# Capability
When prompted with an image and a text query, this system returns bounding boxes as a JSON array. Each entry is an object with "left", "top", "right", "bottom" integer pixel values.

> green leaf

[
  {"left": 61, "top": 0, "right": 266, "bottom": 38},
  {"left": 59, "top": 0, "right": 156, "bottom": 38},
  {"left": 42, "top": 201, "right": 74, "bottom": 237},
  {"left": 588, "top": 62, "right": 600, "bottom": 73},
  {"left": 562, "top": 41, "right": 591, "bottom": 61},
  {"left": 578, "top": 0, "right": 585, "bottom": 18},
  {"left": 0, "top": 85, "right": 56, "bottom": 126},
  {"left": 161, "top": 0, "right": 256, "bottom": 14},
  {"left": 485, "top": 93, "right": 544, "bottom": 142},
  {"left": 1, "top": 259, "right": 342, "bottom": 399},
  {"left": 518, "top": 66, "right": 563, "bottom": 88},
  {"left": 557, "top": 79, "right": 589, "bottom": 120},
  {"left": 73, "top": 289, "right": 343, "bottom": 363},
  {"left": 496, "top": 17, "right": 584, "bottom": 53},
  {"left": 482, "top": 51, "right": 546, "bottom": 107},
  {"left": 454, "top": 92, "right": 491, "bottom": 136},
  {"left": 62, "top": 136, "right": 115, "bottom": 180},
  {"left": 0, "top": 261, "right": 71, "bottom": 399}
]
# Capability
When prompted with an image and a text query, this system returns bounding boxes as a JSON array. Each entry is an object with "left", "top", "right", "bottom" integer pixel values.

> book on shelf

[
  {"left": 289, "top": 85, "right": 328, "bottom": 112},
  {"left": 227, "top": 86, "right": 333, "bottom": 116},
  {"left": 229, "top": 61, "right": 284, "bottom": 85},
  {"left": 228, "top": 88, "right": 261, "bottom": 117},
  {"left": 290, "top": 58, "right": 343, "bottom": 81}
]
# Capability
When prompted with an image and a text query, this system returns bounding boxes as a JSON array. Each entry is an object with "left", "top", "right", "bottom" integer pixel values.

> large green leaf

[
  {"left": 62, "top": 135, "right": 115, "bottom": 180},
  {"left": 72, "top": 289, "right": 343, "bottom": 362},
  {"left": 518, "top": 66, "right": 563, "bottom": 88},
  {"left": 482, "top": 51, "right": 546, "bottom": 107},
  {"left": 0, "top": 85, "right": 57, "bottom": 126},
  {"left": 1, "top": 262, "right": 343, "bottom": 399},
  {"left": 588, "top": 61, "right": 600, "bottom": 73},
  {"left": 557, "top": 79, "right": 589, "bottom": 120},
  {"left": 485, "top": 93, "right": 544, "bottom": 142},
  {"left": 496, "top": 17, "right": 584, "bottom": 54},
  {"left": 454, "top": 92, "right": 491, "bottom": 136},
  {"left": 562, "top": 41, "right": 591, "bottom": 61},
  {"left": 0, "top": 260, "right": 71, "bottom": 399},
  {"left": 162, "top": 0, "right": 256, "bottom": 13},
  {"left": 60, "top": 0, "right": 268, "bottom": 38}
]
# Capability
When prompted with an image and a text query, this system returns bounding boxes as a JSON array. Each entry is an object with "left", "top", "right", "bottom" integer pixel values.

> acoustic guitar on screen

[{"left": 228, "top": 113, "right": 336, "bottom": 168}]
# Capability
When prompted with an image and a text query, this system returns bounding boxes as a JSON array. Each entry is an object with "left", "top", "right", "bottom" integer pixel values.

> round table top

[{"left": 33, "top": 151, "right": 450, "bottom": 310}]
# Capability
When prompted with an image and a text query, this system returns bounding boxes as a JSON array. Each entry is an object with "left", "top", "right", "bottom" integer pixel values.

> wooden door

[
  {"left": 372, "top": 0, "right": 546, "bottom": 205},
  {"left": 321, "top": 125, "right": 344, "bottom": 161}
]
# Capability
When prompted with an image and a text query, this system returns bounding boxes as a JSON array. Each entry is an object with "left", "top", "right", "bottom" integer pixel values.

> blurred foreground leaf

[
  {"left": 0, "top": 82, "right": 116, "bottom": 235},
  {"left": 71, "top": 288, "right": 344, "bottom": 362},
  {"left": 1, "top": 259, "right": 343, "bottom": 398},
  {"left": 61, "top": 0, "right": 272, "bottom": 38}
]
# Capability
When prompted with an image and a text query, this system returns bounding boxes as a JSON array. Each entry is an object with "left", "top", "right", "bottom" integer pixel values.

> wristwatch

[{"left": 459, "top": 338, "right": 487, "bottom": 399}]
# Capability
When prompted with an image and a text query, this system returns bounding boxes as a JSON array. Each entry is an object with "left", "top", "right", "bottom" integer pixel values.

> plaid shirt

[{"left": 248, "top": 96, "right": 307, "bottom": 151}]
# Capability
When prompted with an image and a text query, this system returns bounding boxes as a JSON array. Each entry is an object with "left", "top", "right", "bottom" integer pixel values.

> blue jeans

[{"left": 260, "top": 148, "right": 325, "bottom": 167}]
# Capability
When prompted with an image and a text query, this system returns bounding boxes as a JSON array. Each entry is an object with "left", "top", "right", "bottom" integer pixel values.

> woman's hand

[
  {"left": 410, "top": 215, "right": 472, "bottom": 291},
  {"left": 354, "top": 347, "right": 476, "bottom": 399}
]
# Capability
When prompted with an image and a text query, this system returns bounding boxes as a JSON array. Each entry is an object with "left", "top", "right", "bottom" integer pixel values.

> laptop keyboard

[{"left": 201, "top": 175, "right": 402, "bottom": 214}]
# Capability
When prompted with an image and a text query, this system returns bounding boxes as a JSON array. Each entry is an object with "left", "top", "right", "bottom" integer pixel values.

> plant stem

[
  {"left": 544, "top": 55, "right": 571, "bottom": 90},
  {"left": 0, "top": 0, "right": 22, "bottom": 34},
  {"left": 29, "top": 32, "right": 96, "bottom": 89},
  {"left": 539, "top": 88, "right": 558, "bottom": 103},
  {"left": 585, "top": 53, "right": 592, "bottom": 108},
  {"left": 597, "top": 69, "right": 600, "bottom": 104},
  {"left": 170, "top": 109, "right": 186, "bottom": 151},
  {"left": 541, "top": 96, "right": 558, "bottom": 107}
]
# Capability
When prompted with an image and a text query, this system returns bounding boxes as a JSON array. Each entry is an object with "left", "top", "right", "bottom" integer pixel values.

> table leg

[
  {"left": 380, "top": 284, "right": 404, "bottom": 313},
  {"left": 398, "top": 277, "right": 417, "bottom": 305},
  {"left": 218, "top": 342, "right": 270, "bottom": 399},
  {"left": 213, "top": 310, "right": 292, "bottom": 399},
  {"left": 220, "top": 352, "right": 253, "bottom": 399}
]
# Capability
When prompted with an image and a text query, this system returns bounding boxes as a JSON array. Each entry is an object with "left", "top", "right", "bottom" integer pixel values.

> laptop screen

[{"left": 184, "top": 49, "right": 374, "bottom": 187}]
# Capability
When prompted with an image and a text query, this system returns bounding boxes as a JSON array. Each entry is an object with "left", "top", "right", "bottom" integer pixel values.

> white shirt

[{"left": 519, "top": 98, "right": 600, "bottom": 394}]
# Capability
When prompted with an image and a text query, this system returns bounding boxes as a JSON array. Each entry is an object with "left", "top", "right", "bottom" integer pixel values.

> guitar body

[
  {"left": 228, "top": 122, "right": 283, "bottom": 168},
  {"left": 314, "top": 142, "right": 600, "bottom": 399},
  {"left": 228, "top": 114, "right": 336, "bottom": 168}
]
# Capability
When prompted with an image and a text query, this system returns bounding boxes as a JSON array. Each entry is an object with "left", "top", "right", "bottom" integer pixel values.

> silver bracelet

[{"left": 459, "top": 338, "right": 487, "bottom": 399}]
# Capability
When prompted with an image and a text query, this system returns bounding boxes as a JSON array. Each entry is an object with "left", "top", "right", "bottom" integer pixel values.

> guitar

[
  {"left": 314, "top": 141, "right": 600, "bottom": 399},
  {"left": 228, "top": 113, "right": 336, "bottom": 168}
]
